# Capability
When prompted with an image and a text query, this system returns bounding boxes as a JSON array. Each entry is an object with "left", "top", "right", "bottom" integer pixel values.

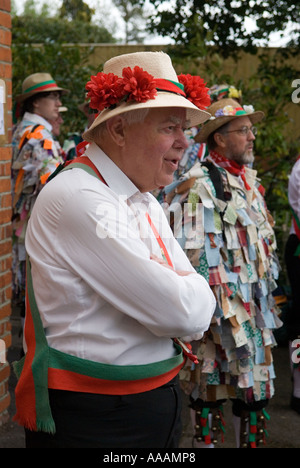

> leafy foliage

[
  {"left": 12, "top": 7, "right": 116, "bottom": 138},
  {"left": 59, "top": 0, "right": 95, "bottom": 22},
  {"left": 112, "top": 0, "right": 148, "bottom": 43},
  {"left": 145, "top": 0, "right": 300, "bottom": 58},
  {"left": 12, "top": 15, "right": 115, "bottom": 44}
]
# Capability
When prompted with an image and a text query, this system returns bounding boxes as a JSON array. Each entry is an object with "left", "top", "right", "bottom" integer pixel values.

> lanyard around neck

[
  {"left": 145, "top": 212, "right": 174, "bottom": 268},
  {"left": 65, "top": 155, "right": 173, "bottom": 267}
]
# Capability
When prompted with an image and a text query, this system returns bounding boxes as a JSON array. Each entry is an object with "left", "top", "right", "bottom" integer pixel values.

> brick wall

[{"left": 0, "top": 0, "right": 12, "bottom": 427}]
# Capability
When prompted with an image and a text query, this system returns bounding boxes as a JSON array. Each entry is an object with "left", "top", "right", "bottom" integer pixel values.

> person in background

[
  {"left": 78, "top": 100, "right": 99, "bottom": 132},
  {"left": 14, "top": 51, "right": 216, "bottom": 448},
  {"left": 160, "top": 84, "right": 242, "bottom": 223},
  {"left": 209, "top": 84, "right": 243, "bottom": 104},
  {"left": 165, "top": 97, "right": 282, "bottom": 448},
  {"left": 50, "top": 106, "right": 67, "bottom": 138},
  {"left": 49, "top": 106, "right": 68, "bottom": 160},
  {"left": 284, "top": 154, "right": 300, "bottom": 414},
  {"left": 62, "top": 100, "right": 97, "bottom": 161},
  {"left": 11, "top": 72, "right": 69, "bottom": 328}
]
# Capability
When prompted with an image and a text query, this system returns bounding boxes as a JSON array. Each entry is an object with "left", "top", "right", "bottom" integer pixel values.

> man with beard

[{"left": 165, "top": 98, "right": 282, "bottom": 448}]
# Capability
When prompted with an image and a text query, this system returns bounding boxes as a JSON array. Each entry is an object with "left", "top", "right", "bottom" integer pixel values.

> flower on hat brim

[
  {"left": 214, "top": 105, "right": 255, "bottom": 118},
  {"left": 85, "top": 67, "right": 211, "bottom": 113},
  {"left": 86, "top": 72, "right": 125, "bottom": 111},
  {"left": 122, "top": 66, "right": 158, "bottom": 103},
  {"left": 178, "top": 74, "right": 211, "bottom": 110},
  {"left": 243, "top": 105, "right": 255, "bottom": 114}
]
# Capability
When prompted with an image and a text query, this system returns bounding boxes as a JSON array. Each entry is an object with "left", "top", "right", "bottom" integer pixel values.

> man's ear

[
  {"left": 214, "top": 131, "right": 227, "bottom": 149},
  {"left": 32, "top": 97, "right": 40, "bottom": 112},
  {"left": 105, "top": 116, "right": 126, "bottom": 146}
]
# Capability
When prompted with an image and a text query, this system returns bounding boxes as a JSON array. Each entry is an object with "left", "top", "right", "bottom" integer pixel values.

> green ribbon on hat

[{"left": 24, "top": 80, "right": 57, "bottom": 94}]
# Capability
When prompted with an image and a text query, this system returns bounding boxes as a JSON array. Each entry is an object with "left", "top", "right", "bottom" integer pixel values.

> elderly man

[
  {"left": 13, "top": 51, "right": 216, "bottom": 448},
  {"left": 165, "top": 98, "right": 282, "bottom": 448}
]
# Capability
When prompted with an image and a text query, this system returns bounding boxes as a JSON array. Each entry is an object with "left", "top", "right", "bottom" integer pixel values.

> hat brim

[
  {"left": 15, "top": 86, "right": 69, "bottom": 103},
  {"left": 83, "top": 92, "right": 211, "bottom": 142},
  {"left": 195, "top": 110, "right": 265, "bottom": 143}
]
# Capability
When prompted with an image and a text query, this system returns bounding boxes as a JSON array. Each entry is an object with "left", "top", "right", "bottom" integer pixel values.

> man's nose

[
  {"left": 248, "top": 129, "right": 256, "bottom": 140},
  {"left": 177, "top": 129, "right": 189, "bottom": 149}
]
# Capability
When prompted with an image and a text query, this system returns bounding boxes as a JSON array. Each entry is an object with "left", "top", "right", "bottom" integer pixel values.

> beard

[{"left": 225, "top": 145, "right": 255, "bottom": 167}]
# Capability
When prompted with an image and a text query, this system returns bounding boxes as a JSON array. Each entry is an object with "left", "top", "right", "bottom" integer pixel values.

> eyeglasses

[
  {"left": 225, "top": 126, "right": 257, "bottom": 136},
  {"left": 44, "top": 92, "right": 62, "bottom": 101}
]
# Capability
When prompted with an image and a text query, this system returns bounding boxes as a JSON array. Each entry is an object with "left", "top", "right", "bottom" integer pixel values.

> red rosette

[
  {"left": 85, "top": 68, "right": 210, "bottom": 112},
  {"left": 122, "top": 66, "right": 157, "bottom": 103},
  {"left": 85, "top": 72, "right": 125, "bottom": 111},
  {"left": 178, "top": 74, "right": 211, "bottom": 109}
]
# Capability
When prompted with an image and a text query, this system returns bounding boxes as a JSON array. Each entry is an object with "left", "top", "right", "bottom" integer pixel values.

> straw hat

[
  {"left": 83, "top": 51, "right": 211, "bottom": 142},
  {"left": 15, "top": 72, "right": 69, "bottom": 103},
  {"left": 195, "top": 98, "right": 265, "bottom": 143}
]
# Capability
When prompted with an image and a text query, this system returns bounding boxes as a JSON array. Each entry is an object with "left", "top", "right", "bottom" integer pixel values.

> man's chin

[
  {"left": 161, "top": 173, "right": 176, "bottom": 187},
  {"left": 244, "top": 151, "right": 254, "bottom": 165}
]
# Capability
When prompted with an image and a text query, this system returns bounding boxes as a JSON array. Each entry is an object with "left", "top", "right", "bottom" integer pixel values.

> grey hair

[
  {"left": 122, "top": 108, "right": 150, "bottom": 125},
  {"left": 88, "top": 108, "right": 150, "bottom": 144}
]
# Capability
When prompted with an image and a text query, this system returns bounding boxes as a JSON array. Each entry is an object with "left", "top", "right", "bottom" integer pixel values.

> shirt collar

[
  {"left": 23, "top": 112, "right": 53, "bottom": 132},
  {"left": 85, "top": 143, "right": 140, "bottom": 200}
]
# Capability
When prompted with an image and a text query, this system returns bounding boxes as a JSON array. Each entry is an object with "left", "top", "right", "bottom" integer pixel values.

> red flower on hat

[
  {"left": 178, "top": 74, "right": 211, "bottom": 109},
  {"left": 122, "top": 66, "right": 157, "bottom": 103},
  {"left": 85, "top": 72, "right": 125, "bottom": 111},
  {"left": 85, "top": 68, "right": 210, "bottom": 113},
  {"left": 85, "top": 67, "right": 157, "bottom": 111}
]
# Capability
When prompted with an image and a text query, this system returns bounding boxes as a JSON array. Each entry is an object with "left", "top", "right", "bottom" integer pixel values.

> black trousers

[
  {"left": 25, "top": 376, "right": 182, "bottom": 448},
  {"left": 285, "top": 234, "right": 300, "bottom": 340}
]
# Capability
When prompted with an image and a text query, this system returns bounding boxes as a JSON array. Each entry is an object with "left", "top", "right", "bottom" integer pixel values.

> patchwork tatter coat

[
  {"left": 164, "top": 158, "right": 282, "bottom": 405},
  {"left": 11, "top": 113, "right": 64, "bottom": 304}
]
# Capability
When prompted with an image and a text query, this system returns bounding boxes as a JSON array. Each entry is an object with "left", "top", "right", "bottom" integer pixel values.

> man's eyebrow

[{"left": 166, "top": 116, "right": 190, "bottom": 127}]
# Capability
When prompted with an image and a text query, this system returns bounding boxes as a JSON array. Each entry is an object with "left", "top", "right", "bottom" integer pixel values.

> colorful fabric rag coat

[
  {"left": 163, "top": 156, "right": 282, "bottom": 405},
  {"left": 11, "top": 112, "right": 64, "bottom": 304}
]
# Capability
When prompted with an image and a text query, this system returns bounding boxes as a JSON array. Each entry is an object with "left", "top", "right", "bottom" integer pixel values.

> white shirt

[
  {"left": 25, "top": 143, "right": 216, "bottom": 366},
  {"left": 288, "top": 158, "right": 300, "bottom": 235}
]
